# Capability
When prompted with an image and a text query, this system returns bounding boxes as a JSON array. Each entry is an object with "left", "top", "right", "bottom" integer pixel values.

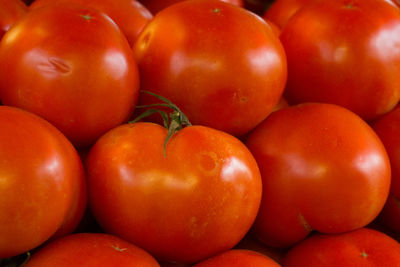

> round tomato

[
  {"left": 24, "top": 233, "right": 159, "bottom": 267},
  {"left": 283, "top": 228, "right": 400, "bottom": 266},
  {"left": 133, "top": 0, "right": 286, "bottom": 137},
  {"left": 263, "top": 0, "right": 312, "bottom": 29},
  {"left": 0, "top": 106, "right": 85, "bottom": 258},
  {"left": 139, "top": 0, "right": 243, "bottom": 14},
  {"left": 193, "top": 249, "right": 280, "bottom": 267},
  {"left": 280, "top": 0, "right": 400, "bottom": 121},
  {"left": 86, "top": 122, "right": 262, "bottom": 263},
  {"left": 245, "top": 103, "right": 391, "bottom": 248},
  {"left": 0, "top": 3, "right": 139, "bottom": 147},
  {"left": 372, "top": 105, "right": 400, "bottom": 232},
  {"left": 0, "top": 0, "right": 27, "bottom": 40},
  {"left": 30, "top": 0, "right": 152, "bottom": 46}
]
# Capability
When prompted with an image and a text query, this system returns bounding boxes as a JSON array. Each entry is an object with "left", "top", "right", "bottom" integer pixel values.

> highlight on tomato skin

[
  {"left": 23, "top": 233, "right": 160, "bottom": 267},
  {"left": 283, "top": 228, "right": 400, "bottom": 267},
  {"left": 0, "top": 0, "right": 27, "bottom": 40},
  {"left": 245, "top": 103, "right": 391, "bottom": 248}
]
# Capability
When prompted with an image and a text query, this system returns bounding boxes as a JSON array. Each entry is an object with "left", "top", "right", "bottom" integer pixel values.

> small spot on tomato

[
  {"left": 80, "top": 14, "right": 92, "bottom": 21},
  {"left": 200, "top": 154, "right": 216, "bottom": 172},
  {"left": 212, "top": 8, "right": 221, "bottom": 13},
  {"left": 111, "top": 245, "right": 128, "bottom": 252},
  {"left": 361, "top": 251, "right": 368, "bottom": 258}
]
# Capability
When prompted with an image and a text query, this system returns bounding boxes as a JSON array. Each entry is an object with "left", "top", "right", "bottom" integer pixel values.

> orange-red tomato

[
  {"left": 24, "top": 233, "right": 160, "bottom": 267},
  {"left": 0, "top": 106, "right": 85, "bottom": 258},
  {"left": 280, "top": 0, "right": 400, "bottom": 121},
  {"left": 134, "top": 0, "right": 287, "bottom": 137},
  {"left": 373, "top": 105, "right": 400, "bottom": 232},
  {"left": 193, "top": 249, "right": 280, "bottom": 267},
  {"left": 263, "top": 0, "right": 311, "bottom": 29},
  {"left": 86, "top": 123, "right": 262, "bottom": 263},
  {"left": 139, "top": 0, "right": 243, "bottom": 14},
  {"left": 0, "top": 4, "right": 139, "bottom": 147},
  {"left": 30, "top": 0, "right": 152, "bottom": 46},
  {"left": 283, "top": 228, "right": 400, "bottom": 266},
  {"left": 245, "top": 103, "right": 391, "bottom": 248},
  {"left": 0, "top": 0, "right": 27, "bottom": 40}
]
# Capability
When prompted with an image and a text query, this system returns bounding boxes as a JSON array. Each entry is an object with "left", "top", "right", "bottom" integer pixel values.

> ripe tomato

[
  {"left": 263, "top": 0, "right": 312, "bottom": 29},
  {"left": 30, "top": 0, "right": 152, "bottom": 46},
  {"left": 193, "top": 249, "right": 280, "bottom": 267},
  {"left": 86, "top": 122, "right": 262, "bottom": 263},
  {"left": 372, "top": 105, "right": 400, "bottom": 232},
  {"left": 0, "top": 0, "right": 27, "bottom": 40},
  {"left": 0, "top": 4, "right": 139, "bottom": 147},
  {"left": 139, "top": 0, "right": 243, "bottom": 14},
  {"left": 24, "top": 233, "right": 160, "bottom": 267},
  {"left": 280, "top": 0, "right": 400, "bottom": 121},
  {"left": 0, "top": 106, "right": 85, "bottom": 258},
  {"left": 245, "top": 103, "right": 391, "bottom": 248},
  {"left": 283, "top": 228, "right": 400, "bottom": 266},
  {"left": 134, "top": 0, "right": 287, "bottom": 137}
]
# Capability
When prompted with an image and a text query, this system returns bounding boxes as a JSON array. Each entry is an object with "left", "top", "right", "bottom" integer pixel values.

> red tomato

[
  {"left": 263, "top": 0, "right": 311, "bottom": 29},
  {"left": 280, "top": 0, "right": 400, "bottom": 121},
  {"left": 24, "top": 233, "right": 160, "bottom": 267},
  {"left": 133, "top": 0, "right": 286, "bottom": 137},
  {"left": 30, "top": 0, "right": 152, "bottom": 46},
  {"left": 245, "top": 103, "right": 391, "bottom": 248},
  {"left": 283, "top": 228, "right": 400, "bottom": 266},
  {"left": 0, "top": 106, "right": 86, "bottom": 258},
  {"left": 0, "top": 4, "right": 139, "bottom": 147},
  {"left": 372, "top": 105, "right": 400, "bottom": 232},
  {"left": 86, "top": 122, "right": 262, "bottom": 263},
  {"left": 0, "top": 0, "right": 27, "bottom": 40},
  {"left": 139, "top": 0, "right": 243, "bottom": 14},
  {"left": 193, "top": 249, "right": 280, "bottom": 267}
]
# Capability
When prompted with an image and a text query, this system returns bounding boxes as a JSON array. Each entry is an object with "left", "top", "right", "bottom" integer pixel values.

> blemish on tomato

[
  {"left": 81, "top": 14, "right": 92, "bottom": 21},
  {"left": 111, "top": 245, "right": 128, "bottom": 252},
  {"left": 212, "top": 8, "right": 221, "bottom": 13},
  {"left": 200, "top": 153, "right": 217, "bottom": 172},
  {"left": 361, "top": 251, "right": 368, "bottom": 258},
  {"left": 298, "top": 213, "right": 313, "bottom": 232},
  {"left": 37, "top": 57, "right": 71, "bottom": 75}
]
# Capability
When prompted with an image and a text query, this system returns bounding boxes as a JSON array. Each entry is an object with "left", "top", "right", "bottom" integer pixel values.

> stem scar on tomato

[
  {"left": 80, "top": 14, "right": 92, "bottom": 21},
  {"left": 361, "top": 251, "right": 368, "bottom": 258},
  {"left": 213, "top": 8, "right": 221, "bottom": 13},
  {"left": 111, "top": 245, "right": 128, "bottom": 252},
  {"left": 130, "top": 91, "right": 192, "bottom": 158}
]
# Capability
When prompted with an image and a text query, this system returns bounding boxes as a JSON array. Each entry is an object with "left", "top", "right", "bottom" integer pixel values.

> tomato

[
  {"left": 0, "top": 4, "right": 139, "bottom": 147},
  {"left": 30, "top": 0, "right": 152, "bottom": 47},
  {"left": 280, "top": 0, "right": 400, "bottom": 121},
  {"left": 133, "top": 0, "right": 286, "bottom": 137},
  {"left": 372, "top": 105, "right": 400, "bottom": 232},
  {"left": 283, "top": 228, "right": 400, "bottom": 266},
  {"left": 86, "top": 122, "right": 262, "bottom": 263},
  {"left": 263, "top": 0, "right": 312, "bottom": 29},
  {"left": 193, "top": 249, "right": 280, "bottom": 267},
  {"left": 0, "top": 0, "right": 27, "bottom": 40},
  {"left": 24, "top": 233, "right": 160, "bottom": 267},
  {"left": 245, "top": 103, "right": 391, "bottom": 248},
  {"left": 0, "top": 106, "right": 86, "bottom": 258},
  {"left": 244, "top": 0, "right": 273, "bottom": 15},
  {"left": 139, "top": 0, "right": 243, "bottom": 14}
]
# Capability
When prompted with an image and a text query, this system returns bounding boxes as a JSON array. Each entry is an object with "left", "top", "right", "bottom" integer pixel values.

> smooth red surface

[
  {"left": 87, "top": 123, "right": 262, "bottom": 263},
  {"left": 30, "top": 0, "right": 153, "bottom": 46},
  {"left": 373, "top": 105, "right": 400, "bottom": 232},
  {"left": 134, "top": 0, "right": 287, "bottom": 136},
  {"left": 245, "top": 103, "right": 391, "bottom": 248},
  {"left": 283, "top": 228, "right": 400, "bottom": 266},
  {"left": 0, "top": 4, "right": 139, "bottom": 147},
  {"left": 280, "top": 0, "right": 400, "bottom": 121},
  {"left": 0, "top": 106, "right": 85, "bottom": 258},
  {"left": 263, "top": 0, "right": 311, "bottom": 29},
  {"left": 24, "top": 233, "right": 160, "bottom": 267},
  {"left": 139, "top": 0, "right": 243, "bottom": 14},
  {"left": 193, "top": 249, "right": 280, "bottom": 267},
  {"left": 0, "top": 0, "right": 27, "bottom": 40}
]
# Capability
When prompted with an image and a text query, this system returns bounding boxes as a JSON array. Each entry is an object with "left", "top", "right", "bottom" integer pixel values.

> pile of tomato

[{"left": 1, "top": 0, "right": 400, "bottom": 266}]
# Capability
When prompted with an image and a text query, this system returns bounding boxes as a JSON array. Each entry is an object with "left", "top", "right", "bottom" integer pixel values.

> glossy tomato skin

[
  {"left": 263, "top": 0, "right": 312, "bottom": 29},
  {"left": 283, "top": 228, "right": 400, "bottom": 266},
  {"left": 0, "top": 106, "right": 86, "bottom": 258},
  {"left": 87, "top": 123, "right": 262, "bottom": 263},
  {"left": 280, "top": 0, "right": 400, "bottom": 121},
  {"left": 0, "top": 0, "right": 27, "bottom": 40},
  {"left": 373, "top": 105, "right": 400, "bottom": 232},
  {"left": 245, "top": 103, "right": 391, "bottom": 248},
  {"left": 0, "top": 4, "right": 139, "bottom": 147},
  {"left": 24, "top": 233, "right": 160, "bottom": 267},
  {"left": 139, "top": 0, "right": 243, "bottom": 14},
  {"left": 30, "top": 0, "right": 152, "bottom": 46},
  {"left": 134, "top": 0, "right": 287, "bottom": 137},
  {"left": 193, "top": 249, "right": 280, "bottom": 267}
]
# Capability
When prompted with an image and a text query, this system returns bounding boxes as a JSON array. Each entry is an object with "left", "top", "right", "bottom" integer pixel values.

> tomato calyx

[{"left": 131, "top": 91, "right": 192, "bottom": 157}]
